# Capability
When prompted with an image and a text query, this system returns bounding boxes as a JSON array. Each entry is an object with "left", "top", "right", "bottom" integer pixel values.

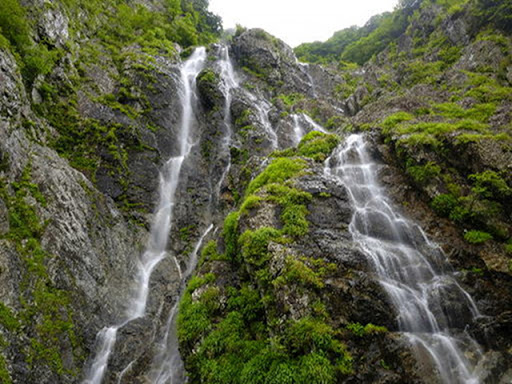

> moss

[
  {"left": 265, "top": 183, "right": 312, "bottom": 238},
  {"left": 0, "top": 346, "right": 11, "bottom": 384},
  {"left": 223, "top": 211, "right": 240, "bottom": 261},
  {"left": 274, "top": 93, "right": 305, "bottom": 109},
  {"left": 231, "top": 147, "right": 249, "bottom": 165},
  {"left": 397, "top": 121, "right": 489, "bottom": 136},
  {"left": 240, "top": 195, "right": 263, "bottom": 214},
  {"left": 469, "top": 170, "right": 511, "bottom": 201},
  {"left": 0, "top": 303, "right": 20, "bottom": 332},
  {"left": 297, "top": 132, "right": 341, "bottom": 162},
  {"left": 455, "top": 132, "right": 511, "bottom": 144},
  {"left": 382, "top": 112, "right": 415, "bottom": 132},
  {"left": 180, "top": 144, "right": 356, "bottom": 382},
  {"left": 0, "top": 0, "right": 60, "bottom": 85},
  {"left": 432, "top": 102, "right": 496, "bottom": 122},
  {"left": 198, "top": 240, "right": 227, "bottom": 266},
  {"left": 177, "top": 277, "right": 214, "bottom": 351},
  {"left": 273, "top": 256, "right": 336, "bottom": 290},
  {"left": 397, "top": 133, "right": 441, "bottom": 148},
  {"left": 245, "top": 158, "right": 307, "bottom": 197},
  {"left": 405, "top": 60, "right": 444, "bottom": 86},
  {"left": 239, "top": 227, "right": 281, "bottom": 268},
  {"left": 505, "top": 241, "right": 512, "bottom": 255},
  {"left": 179, "top": 224, "right": 196, "bottom": 243}
]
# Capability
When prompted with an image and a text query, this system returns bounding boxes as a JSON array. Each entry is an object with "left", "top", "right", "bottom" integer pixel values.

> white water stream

[
  {"left": 326, "top": 134, "right": 483, "bottom": 384},
  {"left": 240, "top": 89, "right": 278, "bottom": 149},
  {"left": 214, "top": 45, "right": 239, "bottom": 198},
  {"left": 149, "top": 224, "right": 214, "bottom": 384},
  {"left": 291, "top": 112, "right": 328, "bottom": 145},
  {"left": 82, "top": 47, "right": 207, "bottom": 384}
]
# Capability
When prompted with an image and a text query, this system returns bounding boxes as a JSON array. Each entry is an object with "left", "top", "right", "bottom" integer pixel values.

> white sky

[{"left": 209, "top": 0, "right": 399, "bottom": 47}]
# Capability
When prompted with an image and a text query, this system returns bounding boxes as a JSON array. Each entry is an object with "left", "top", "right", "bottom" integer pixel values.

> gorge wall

[{"left": 0, "top": 0, "right": 510, "bottom": 383}]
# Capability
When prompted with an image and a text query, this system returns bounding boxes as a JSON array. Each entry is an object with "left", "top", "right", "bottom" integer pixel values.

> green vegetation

[
  {"left": 346, "top": 322, "right": 388, "bottom": 337},
  {"left": 431, "top": 194, "right": 459, "bottom": 217},
  {"left": 406, "top": 161, "right": 441, "bottom": 185},
  {"left": 0, "top": 0, "right": 222, "bottom": 216},
  {"left": 464, "top": 230, "right": 493, "bottom": 244},
  {"left": 0, "top": 0, "right": 60, "bottom": 84},
  {"left": 297, "top": 132, "right": 341, "bottom": 162},
  {"left": 271, "top": 131, "right": 341, "bottom": 163},
  {"left": 295, "top": 7, "right": 415, "bottom": 66},
  {"left": 275, "top": 93, "right": 305, "bottom": 109},
  {"left": 245, "top": 157, "right": 307, "bottom": 196}
]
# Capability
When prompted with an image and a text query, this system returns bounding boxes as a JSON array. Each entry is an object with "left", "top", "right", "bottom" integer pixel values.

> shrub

[
  {"left": 464, "top": 230, "right": 493, "bottom": 244},
  {"left": 431, "top": 194, "right": 458, "bottom": 217},
  {"left": 469, "top": 170, "right": 511, "bottom": 200},
  {"left": 406, "top": 161, "right": 441, "bottom": 185}
]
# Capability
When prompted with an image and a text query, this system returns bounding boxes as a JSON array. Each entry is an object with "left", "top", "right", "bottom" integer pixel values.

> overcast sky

[{"left": 209, "top": 0, "right": 399, "bottom": 47}]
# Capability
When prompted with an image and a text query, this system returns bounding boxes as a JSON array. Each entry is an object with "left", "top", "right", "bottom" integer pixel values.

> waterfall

[
  {"left": 82, "top": 47, "right": 207, "bottom": 384},
  {"left": 292, "top": 114, "right": 304, "bottom": 145},
  {"left": 325, "top": 134, "right": 483, "bottom": 383},
  {"left": 291, "top": 112, "right": 328, "bottom": 145},
  {"left": 149, "top": 44, "right": 238, "bottom": 384},
  {"left": 237, "top": 87, "right": 278, "bottom": 149},
  {"left": 297, "top": 61, "right": 318, "bottom": 98},
  {"left": 214, "top": 44, "right": 239, "bottom": 198},
  {"left": 149, "top": 224, "right": 214, "bottom": 384}
]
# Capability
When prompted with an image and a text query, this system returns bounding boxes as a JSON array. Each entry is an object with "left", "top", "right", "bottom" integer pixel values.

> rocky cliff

[{"left": 0, "top": 0, "right": 510, "bottom": 383}]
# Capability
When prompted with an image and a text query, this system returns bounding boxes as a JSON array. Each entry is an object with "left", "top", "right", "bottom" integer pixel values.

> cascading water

[
  {"left": 214, "top": 45, "right": 239, "bottom": 197},
  {"left": 291, "top": 112, "right": 328, "bottom": 145},
  {"left": 239, "top": 88, "right": 278, "bottom": 149},
  {"left": 149, "top": 45, "right": 238, "bottom": 384},
  {"left": 326, "top": 134, "right": 483, "bottom": 383},
  {"left": 292, "top": 114, "right": 304, "bottom": 145},
  {"left": 149, "top": 224, "right": 214, "bottom": 384},
  {"left": 296, "top": 61, "right": 318, "bottom": 98},
  {"left": 82, "top": 47, "right": 207, "bottom": 384}
]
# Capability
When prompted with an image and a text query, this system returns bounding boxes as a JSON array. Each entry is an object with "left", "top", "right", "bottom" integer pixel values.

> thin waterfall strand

[
  {"left": 82, "top": 47, "right": 207, "bottom": 384},
  {"left": 150, "top": 224, "right": 214, "bottom": 384}
]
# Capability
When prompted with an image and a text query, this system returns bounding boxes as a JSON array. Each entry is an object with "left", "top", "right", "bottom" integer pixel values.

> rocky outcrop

[{"left": 178, "top": 146, "right": 425, "bottom": 383}]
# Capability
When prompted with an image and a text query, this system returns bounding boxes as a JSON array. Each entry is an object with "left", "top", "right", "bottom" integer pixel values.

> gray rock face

[
  {"left": 39, "top": 7, "right": 70, "bottom": 47},
  {"left": 0, "top": 48, "right": 26, "bottom": 121},
  {"left": 345, "top": 86, "right": 370, "bottom": 116},
  {"left": 0, "top": 43, "right": 147, "bottom": 383},
  {"left": 0, "top": 198, "right": 8, "bottom": 235},
  {"left": 455, "top": 39, "right": 506, "bottom": 73}
]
